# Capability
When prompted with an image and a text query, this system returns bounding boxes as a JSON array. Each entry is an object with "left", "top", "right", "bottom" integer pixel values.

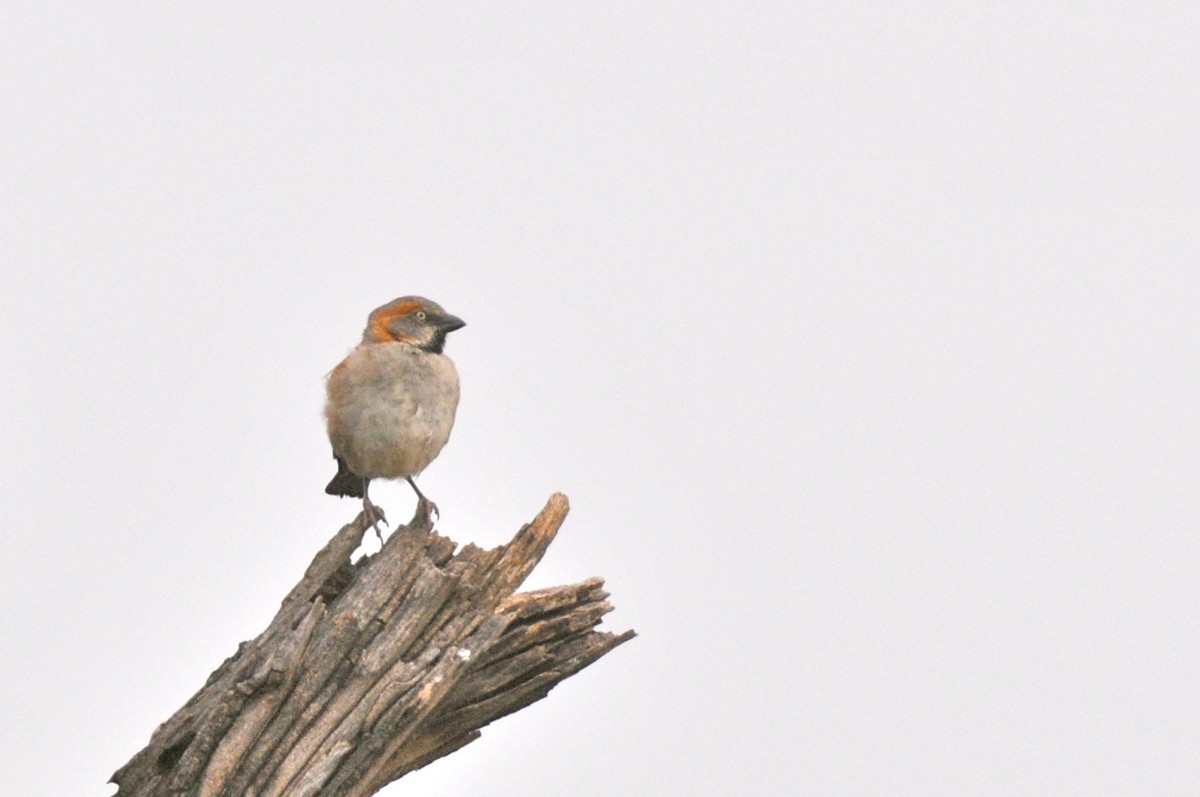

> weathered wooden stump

[{"left": 112, "top": 493, "right": 633, "bottom": 796}]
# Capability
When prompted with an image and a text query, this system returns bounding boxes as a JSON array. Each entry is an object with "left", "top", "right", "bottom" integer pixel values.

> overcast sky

[{"left": 2, "top": 4, "right": 1198, "bottom": 796}]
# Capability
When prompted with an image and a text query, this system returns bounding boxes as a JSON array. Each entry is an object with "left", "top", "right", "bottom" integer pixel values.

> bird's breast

[{"left": 325, "top": 344, "right": 460, "bottom": 478}]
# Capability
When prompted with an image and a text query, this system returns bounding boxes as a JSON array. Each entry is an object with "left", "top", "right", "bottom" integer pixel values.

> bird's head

[{"left": 362, "top": 296, "right": 466, "bottom": 353}]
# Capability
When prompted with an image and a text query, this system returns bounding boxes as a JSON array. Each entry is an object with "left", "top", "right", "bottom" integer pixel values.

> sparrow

[{"left": 324, "top": 296, "right": 465, "bottom": 532}]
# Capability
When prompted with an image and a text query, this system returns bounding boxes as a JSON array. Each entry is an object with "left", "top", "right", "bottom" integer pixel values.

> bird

[{"left": 324, "top": 296, "right": 465, "bottom": 534}]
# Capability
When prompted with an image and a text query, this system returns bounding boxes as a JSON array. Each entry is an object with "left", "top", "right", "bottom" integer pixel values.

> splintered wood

[{"left": 112, "top": 493, "right": 634, "bottom": 797}]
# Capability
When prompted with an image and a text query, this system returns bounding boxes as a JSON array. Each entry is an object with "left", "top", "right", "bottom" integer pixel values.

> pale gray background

[{"left": 2, "top": 4, "right": 1198, "bottom": 796}]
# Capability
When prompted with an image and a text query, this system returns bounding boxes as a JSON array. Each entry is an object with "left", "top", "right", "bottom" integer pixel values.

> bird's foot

[
  {"left": 362, "top": 497, "right": 389, "bottom": 543},
  {"left": 404, "top": 478, "right": 439, "bottom": 525},
  {"left": 414, "top": 496, "right": 439, "bottom": 525}
]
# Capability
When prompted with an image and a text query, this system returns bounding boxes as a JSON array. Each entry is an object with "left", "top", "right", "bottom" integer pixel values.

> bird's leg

[
  {"left": 405, "top": 477, "right": 439, "bottom": 523},
  {"left": 361, "top": 478, "right": 388, "bottom": 542}
]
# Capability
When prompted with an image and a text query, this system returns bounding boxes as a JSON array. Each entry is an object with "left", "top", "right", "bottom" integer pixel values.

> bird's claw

[
  {"left": 362, "top": 498, "right": 389, "bottom": 543},
  {"left": 415, "top": 496, "right": 439, "bottom": 524}
]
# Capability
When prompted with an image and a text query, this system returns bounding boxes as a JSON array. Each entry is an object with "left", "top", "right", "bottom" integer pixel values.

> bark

[{"left": 111, "top": 493, "right": 634, "bottom": 797}]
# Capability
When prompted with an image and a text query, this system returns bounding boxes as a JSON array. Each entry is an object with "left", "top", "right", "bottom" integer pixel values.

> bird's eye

[{"left": 415, "top": 311, "right": 427, "bottom": 322}]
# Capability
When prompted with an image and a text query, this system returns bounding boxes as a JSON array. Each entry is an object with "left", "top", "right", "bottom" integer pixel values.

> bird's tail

[{"left": 325, "top": 455, "right": 365, "bottom": 498}]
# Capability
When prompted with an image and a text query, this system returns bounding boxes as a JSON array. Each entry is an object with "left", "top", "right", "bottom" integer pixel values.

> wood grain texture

[{"left": 111, "top": 494, "right": 634, "bottom": 797}]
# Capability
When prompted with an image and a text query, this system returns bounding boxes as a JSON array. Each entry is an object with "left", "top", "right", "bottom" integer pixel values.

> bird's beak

[{"left": 438, "top": 314, "right": 466, "bottom": 333}]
